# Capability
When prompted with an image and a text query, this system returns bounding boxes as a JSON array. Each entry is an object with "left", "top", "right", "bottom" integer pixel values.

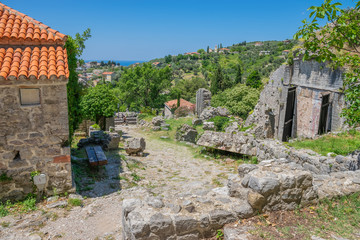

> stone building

[
  {"left": 246, "top": 57, "right": 345, "bottom": 141},
  {"left": 164, "top": 98, "right": 195, "bottom": 119},
  {"left": 0, "top": 3, "right": 72, "bottom": 200}
]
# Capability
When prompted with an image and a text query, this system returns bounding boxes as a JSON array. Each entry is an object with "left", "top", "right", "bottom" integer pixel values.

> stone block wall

[
  {"left": 196, "top": 88, "right": 211, "bottom": 116},
  {"left": 0, "top": 83, "right": 73, "bottom": 201},
  {"left": 246, "top": 58, "right": 345, "bottom": 140}
]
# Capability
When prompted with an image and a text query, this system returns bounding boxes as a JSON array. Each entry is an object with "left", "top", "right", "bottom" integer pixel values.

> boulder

[
  {"left": 192, "top": 118, "right": 203, "bottom": 126},
  {"left": 200, "top": 106, "right": 230, "bottom": 120},
  {"left": 152, "top": 116, "right": 164, "bottom": 126},
  {"left": 175, "top": 124, "right": 198, "bottom": 143},
  {"left": 225, "top": 122, "right": 239, "bottom": 133},
  {"left": 125, "top": 138, "right": 146, "bottom": 155},
  {"left": 203, "top": 122, "right": 215, "bottom": 131}
]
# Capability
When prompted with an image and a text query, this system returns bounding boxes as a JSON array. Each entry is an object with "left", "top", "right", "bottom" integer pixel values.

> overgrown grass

[
  {"left": 287, "top": 129, "right": 360, "bottom": 156},
  {"left": 248, "top": 193, "right": 360, "bottom": 239},
  {"left": 68, "top": 198, "right": 83, "bottom": 207},
  {"left": 0, "top": 195, "right": 37, "bottom": 217}
]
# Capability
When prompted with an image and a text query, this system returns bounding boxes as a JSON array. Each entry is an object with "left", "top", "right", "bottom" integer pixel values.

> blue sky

[{"left": 2, "top": 0, "right": 356, "bottom": 60}]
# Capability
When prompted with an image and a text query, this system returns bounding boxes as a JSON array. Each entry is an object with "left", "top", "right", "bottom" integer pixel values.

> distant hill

[{"left": 148, "top": 40, "right": 297, "bottom": 85}]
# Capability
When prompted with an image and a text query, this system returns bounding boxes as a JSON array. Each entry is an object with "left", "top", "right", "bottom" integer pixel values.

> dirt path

[
  {"left": 122, "top": 125, "right": 233, "bottom": 198},
  {"left": 1, "top": 125, "right": 233, "bottom": 240}
]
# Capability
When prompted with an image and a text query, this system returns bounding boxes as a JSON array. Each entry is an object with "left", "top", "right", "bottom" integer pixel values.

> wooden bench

[{"left": 85, "top": 145, "right": 108, "bottom": 167}]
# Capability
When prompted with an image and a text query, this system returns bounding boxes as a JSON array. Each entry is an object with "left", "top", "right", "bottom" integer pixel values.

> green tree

[
  {"left": 246, "top": 70, "right": 261, "bottom": 88},
  {"left": 65, "top": 28, "right": 91, "bottom": 142},
  {"left": 197, "top": 49, "right": 206, "bottom": 54},
  {"left": 235, "top": 64, "right": 242, "bottom": 84},
  {"left": 80, "top": 84, "right": 118, "bottom": 129},
  {"left": 172, "top": 77, "right": 208, "bottom": 102},
  {"left": 294, "top": 0, "right": 360, "bottom": 126},
  {"left": 164, "top": 54, "right": 172, "bottom": 63},
  {"left": 212, "top": 84, "right": 260, "bottom": 119},
  {"left": 117, "top": 63, "right": 172, "bottom": 109},
  {"left": 207, "top": 46, "right": 210, "bottom": 53}
]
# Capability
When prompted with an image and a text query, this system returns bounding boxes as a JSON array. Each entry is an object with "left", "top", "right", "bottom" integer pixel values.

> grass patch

[
  {"left": 245, "top": 193, "right": 360, "bottom": 240},
  {"left": 287, "top": 129, "right": 360, "bottom": 156},
  {"left": 0, "top": 195, "right": 37, "bottom": 217},
  {"left": 68, "top": 198, "right": 83, "bottom": 207}
]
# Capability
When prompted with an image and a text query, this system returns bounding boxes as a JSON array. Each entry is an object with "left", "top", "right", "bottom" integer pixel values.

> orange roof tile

[
  {"left": 102, "top": 72, "right": 114, "bottom": 75},
  {"left": 165, "top": 98, "right": 195, "bottom": 109},
  {"left": 0, "top": 3, "right": 67, "bottom": 45},
  {"left": 0, "top": 3, "right": 69, "bottom": 83}
]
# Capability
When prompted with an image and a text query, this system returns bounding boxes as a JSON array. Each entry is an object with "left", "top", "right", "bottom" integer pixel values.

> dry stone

[
  {"left": 175, "top": 124, "right": 198, "bottom": 143},
  {"left": 124, "top": 138, "right": 146, "bottom": 156}
]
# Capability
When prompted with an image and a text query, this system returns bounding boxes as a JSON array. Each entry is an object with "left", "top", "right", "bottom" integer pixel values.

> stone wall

[
  {"left": 0, "top": 83, "right": 73, "bottom": 201},
  {"left": 196, "top": 88, "right": 211, "bottom": 117},
  {"left": 246, "top": 58, "right": 346, "bottom": 140}
]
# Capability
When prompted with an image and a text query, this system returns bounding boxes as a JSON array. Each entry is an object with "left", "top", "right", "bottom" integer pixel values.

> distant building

[
  {"left": 152, "top": 62, "right": 163, "bottom": 67},
  {"left": 219, "top": 48, "right": 230, "bottom": 53},
  {"left": 255, "top": 42, "right": 263, "bottom": 47},
  {"left": 214, "top": 45, "right": 218, "bottom": 52},
  {"left": 282, "top": 50, "right": 290, "bottom": 55},
  {"left": 259, "top": 51, "right": 271, "bottom": 56},
  {"left": 184, "top": 52, "right": 200, "bottom": 56},
  {"left": 102, "top": 72, "right": 115, "bottom": 82},
  {"left": 283, "top": 40, "right": 291, "bottom": 44},
  {"left": 164, "top": 98, "right": 195, "bottom": 119}
]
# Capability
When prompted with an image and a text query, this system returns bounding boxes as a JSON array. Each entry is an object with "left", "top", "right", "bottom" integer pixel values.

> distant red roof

[
  {"left": 165, "top": 98, "right": 195, "bottom": 109},
  {"left": 102, "top": 72, "right": 114, "bottom": 75},
  {"left": 184, "top": 52, "right": 200, "bottom": 55},
  {"left": 152, "top": 62, "right": 161, "bottom": 66},
  {"left": 220, "top": 48, "right": 230, "bottom": 51}
]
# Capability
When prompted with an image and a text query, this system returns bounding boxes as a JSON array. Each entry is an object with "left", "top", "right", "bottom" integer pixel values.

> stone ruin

[
  {"left": 195, "top": 88, "right": 211, "bottom": 116},
  {"left": 175, "top": 124, "right": 198, "bottom": 143},
  {"left": 124, "top": 138, "right": 146, "bottom": 156},
  {"left": 245, "top": 57, "right": 345, "bottom": 141},
  {"left": 121, "top": 157, "right": 360, "bottom": 239},
  {"left": 78, "top": 130, "right": 121, "bottom": 151}
]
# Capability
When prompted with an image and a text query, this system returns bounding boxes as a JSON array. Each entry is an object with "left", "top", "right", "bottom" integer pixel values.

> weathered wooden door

[
  {"left": 282, "top": 87, "right": 296, "bottom": 142},
  {"left": 318, "top": 94, "right": 330, "bottom": 135}
]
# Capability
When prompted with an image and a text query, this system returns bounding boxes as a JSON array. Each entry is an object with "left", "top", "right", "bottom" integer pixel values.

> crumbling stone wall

[
  {"left": 0, "top": 83, "right": 73, "bottom": 201},
  {"left": 196, "top": 88, "right": 211, "bottom": 116},
  {"left": 246, "top": 58, "right": 345, "bottom": 140}
]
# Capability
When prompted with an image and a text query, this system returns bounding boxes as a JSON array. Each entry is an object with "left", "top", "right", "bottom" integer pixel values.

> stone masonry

[
  {"left": 195, "top": 88, "right": 211, "bottom": 117},
  {"left": 246, "top": 58, "right": 346, "bottom": 140},
  {"left": 0, "top": 84, "right": 73, "bottom": 201}
]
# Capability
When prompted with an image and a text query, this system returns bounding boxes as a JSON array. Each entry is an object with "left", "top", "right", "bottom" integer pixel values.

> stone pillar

[{"left": 196, "top": 88, "right": 211, "bottom": 116}]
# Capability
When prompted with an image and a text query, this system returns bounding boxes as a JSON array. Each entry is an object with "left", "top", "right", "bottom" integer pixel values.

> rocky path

[
  {"left": 121, "top": 125, "right": 233, "bottom": 198},
  {"left": 0, "top": 125, "right": 233, "bottom": 240}
]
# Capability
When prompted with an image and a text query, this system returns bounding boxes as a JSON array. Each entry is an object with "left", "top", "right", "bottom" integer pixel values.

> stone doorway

[
  {"left": 282, "top": 87, "right": 296, "bottom": 141},
  {"left": 318, "top": 94, "right": 330, "bottom": 135}
]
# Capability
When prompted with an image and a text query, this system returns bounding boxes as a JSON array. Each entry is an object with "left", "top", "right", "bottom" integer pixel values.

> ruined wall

[
  {"left": 246, "top": 58, "right": 345, "bottom": 140},
  {"left": 0, "top": 83, "right": 73, "bottom": 201},
  {"left": 196, "top": 88, "right": 211, "bottom": 116}
]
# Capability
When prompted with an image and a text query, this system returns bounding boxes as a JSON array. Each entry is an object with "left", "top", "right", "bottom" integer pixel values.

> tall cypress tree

[{"left": 235, "top": 64, "right": 242, "bottom": 84}]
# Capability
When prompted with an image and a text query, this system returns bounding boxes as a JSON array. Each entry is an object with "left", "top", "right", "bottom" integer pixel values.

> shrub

[
  {"left": 91, "top": 124, "right": 100, "bottom": 129},
  {"left": 246, "top": 70, "right": 262, "bottom": 88},
  {"left": 211, "top": 84, "right": 260, "bottom": 119},
  {"left": 208, "top": 116, "right": 230, "bottom": 132},
  {"left": 174, "top": 106, "right": 193, "bottom": 118}
]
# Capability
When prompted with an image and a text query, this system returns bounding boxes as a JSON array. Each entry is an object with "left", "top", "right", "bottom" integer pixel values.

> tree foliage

[
  {"left": 116, "top": 63, "right": 172, "bottom": 110},
  {"left": 80, "top": 84, "right": 118, "bottom": 128},
  {"left": 172, "top": 77, "right": 208, "bottom": 103},
  {"left": 65, "top": 28, "right": 91, "bottom": 141},
  {"left": 294, "top": 0, "right": 360, "bottom": 126},
  {"left": 211, "top": 84, "right": 260, "bottom": 119},
  {"left": 246, "top": 70, "right": 262, "bottom": 88}
]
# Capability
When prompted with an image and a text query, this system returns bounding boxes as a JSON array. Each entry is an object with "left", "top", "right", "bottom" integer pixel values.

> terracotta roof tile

[
  {"left": 0, "top": 46, "right": 68, "bottom": 81},
  {"left": 0, "top": 3, "right": 69, "bottom": 83},
  {"left": 165, "top": 98, "right": 195, "bottom": 109},
  {"left": 0, "top": 3, "right": 67, "bottom": 45}
]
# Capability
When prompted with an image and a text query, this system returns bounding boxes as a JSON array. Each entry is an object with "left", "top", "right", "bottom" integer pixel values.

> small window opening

[{"left": 13, "top": 151, "right": 21, "bottom": 161}]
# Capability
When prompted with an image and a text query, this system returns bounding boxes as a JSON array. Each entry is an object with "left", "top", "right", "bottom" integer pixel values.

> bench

[{"left": 85, "top": 145, "right": 108, "bottom": 167}]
